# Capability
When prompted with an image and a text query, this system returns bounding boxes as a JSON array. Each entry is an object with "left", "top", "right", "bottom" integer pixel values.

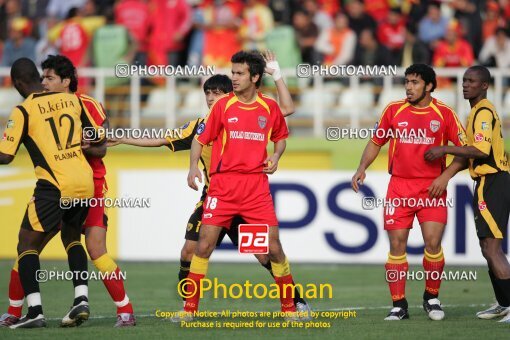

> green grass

[{"left": 0, "top": 261, "right": 507, "bottom": 339}]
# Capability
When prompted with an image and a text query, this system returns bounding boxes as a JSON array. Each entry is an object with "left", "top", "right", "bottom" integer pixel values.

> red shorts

[
  {"left": 202, "top": 173, "right": 278, "bottom": 228},
  {"left": 384, "top": 176, "right": 447, "bottom": 230},
  {"left": 83, "top": 178, "right": 108, "bottom": 230}
]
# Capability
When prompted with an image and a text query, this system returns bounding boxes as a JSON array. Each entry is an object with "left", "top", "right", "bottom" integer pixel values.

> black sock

[
  {"left": 73, "top": 295, "right": 88, "bottom": 306},
  {"left": 178, "top": 260, "right": 191, "bottom": 301},
  {"left": 261, "top": 261, "right": 305, "bottom": 305},
  {"left": 495, "top": 278, "right": 510, "bottom": 308},
  {"left": 393, "top": 298, "right": 408, "bottom": 310},
  {"left": 423, "top": 291, "right": 438, "bottom": 301},
  {"left": 489, "top": 270, "right": 509, "bottom": 307},
  {"left": 67, "top": 243, "right": 88, "bottom": 289},
  {"left": 18, "top": 253, "right": 40, "bottom": 296},
  {"left": 27, "top": 305, "right": 43, "bottom": 319},
  {"left": 19, "top": 253, "right": 43, "bottom": 317}
]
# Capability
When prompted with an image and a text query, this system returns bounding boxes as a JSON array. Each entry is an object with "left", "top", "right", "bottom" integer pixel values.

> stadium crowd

[{"left": 0, "top": 0, "right": 509, "bottom": 74}]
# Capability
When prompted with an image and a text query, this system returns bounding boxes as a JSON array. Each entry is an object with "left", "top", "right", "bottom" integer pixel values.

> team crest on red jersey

[
  {"left": 430, "top": 120, "right": 440, "bottom": 133},
  {"left": 258, "top": 116, "right": 267, "bottom": 129},
  {"left": 478, "top": 201, "right": 487, "bottom": 211}
]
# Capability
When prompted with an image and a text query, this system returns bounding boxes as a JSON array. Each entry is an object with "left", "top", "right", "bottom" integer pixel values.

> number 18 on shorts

[{"left": 238, "top": 224, "right": 269, "bottom": 254}]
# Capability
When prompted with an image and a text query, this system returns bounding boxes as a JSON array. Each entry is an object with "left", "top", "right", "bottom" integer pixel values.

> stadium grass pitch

[{"left": 0, "top": 261, "right": 508, "bottom": 339}]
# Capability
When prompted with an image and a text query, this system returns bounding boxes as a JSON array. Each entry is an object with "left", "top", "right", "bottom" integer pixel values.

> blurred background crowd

[
  {"left": 0, "top": 0, "right": 509, "bottom": 130},
  {"left": 1, "top": 0, "right": 509, "bottom": 73}
]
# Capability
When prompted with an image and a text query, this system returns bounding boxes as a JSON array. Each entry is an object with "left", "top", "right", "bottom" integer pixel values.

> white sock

[
  {"left": 75, "top": 285, "right": 88, "bottom": 299},
  {"left": 26, "top": 292, "right": 41, "bottom": 307}
]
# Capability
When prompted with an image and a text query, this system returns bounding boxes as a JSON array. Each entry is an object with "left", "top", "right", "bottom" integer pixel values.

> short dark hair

[
  {"left": 203, "top": 74, "right": 233, "bottom": 94},
  {"left": 11, "top": 57, "right": 40, "bottom": 84},
  {"left": 468, "top": 65, "right": 491, "bottom": 84},
  {"left": 230, "top": 51, "right": 266, "bottom": 88},
  {"left": 405, "top": 64, "right": 437, "bottom": 92},
  {"left": 41, "top": 55, "right": 78, "bottom": 92}
]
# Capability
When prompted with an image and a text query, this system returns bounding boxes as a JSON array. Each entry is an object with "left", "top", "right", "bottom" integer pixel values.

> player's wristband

[{"left": 266, "top": 61, "right": 282, "bottom": 82}]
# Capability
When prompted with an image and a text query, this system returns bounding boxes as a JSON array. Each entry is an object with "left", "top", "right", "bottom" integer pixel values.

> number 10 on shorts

[{"left": 238, "top": 224, "right": 269, "bottom": 254}]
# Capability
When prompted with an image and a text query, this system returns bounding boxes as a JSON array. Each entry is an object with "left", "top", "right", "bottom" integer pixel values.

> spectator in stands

[
  {"left": 315, "top": 12, "right": 356, "bottom": 65},
  {"left": 50, "top": 8, "right": 92, "bottom": 68},
  {"left": 302, "top": 0, "right": 332, "bottom": 33},
  {"left": 292, "top": 9, "right": 320, "bottom": 65},
  {"left": 187, "top": 3, "right": 206, "bottom": 67},
  {"left": 202, "top": 0, "right": 243, "bottom": 68},
  {"left": 268, "top": 0, "right": 298, "bottom": 26},
  {"left": 432, "top": 20, "right": 474, "bottom": 67},
  {"left": 1, "top": 17, "right": 36, "bottom": 67},
  {"left": 148, "top": 0, "right": 191, "bottom": 66},
  {"left": 363, "top": 0, "right": 389, "bottom": 23},
  {"left": 399, "top": 23, "right": 430, "bottom": 67},
  {"left": 377, "top": 7, "right": 406, "bottom": 65},
  {"left": 114, "top": 0, "right": 150, "bottom": 66},
  {"left": 93, "top": 8, "right": 136, "bottom": 86},
  {"left": 46, "top": 0, "right": 86, "bottom": 19},
  {"left": 482, "top": 1, "right": 506, "bottom": 43},
  {"left": 240, "top": 0, "right": 274, "bottom": 51},
  {"left": 418, "top": 2, "right": 448, "bottom": 49},
  {"left": 479, "top": 27, "right": 510, "bottom": 69},
  {"left": 353, "top": 28, "right": 392, "bottom": 68},
  {"left": 345, "top": 0, "right": 376, "bottom": 38},
  {"left": 0, "top": 0, "right": 23, "bottom": 41},
  {"left": 20, "top": 0, "right": 50, "bottom": 38},
  {"left": 450, "top": 0, "right": 481, "bottom": 58}
]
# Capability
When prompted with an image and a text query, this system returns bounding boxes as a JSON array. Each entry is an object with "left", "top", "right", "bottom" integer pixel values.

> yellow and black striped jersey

[
  {"left": 165, "top": 118, "right": 212, "bottom": 194},
  {"left": 0, "top": 91, "right": 102, "bottom": 199},
  {"left": 466, "top": 98, "right": 509, "bottom": 178}
]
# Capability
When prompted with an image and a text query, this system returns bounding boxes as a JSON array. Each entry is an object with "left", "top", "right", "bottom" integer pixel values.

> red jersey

[
  {"left": 77, "top": 93, "right": 107, "bottom": 179},
  {"left": 372, "top": 98, "right": 466, "bottom": 179},
  {"left": 196, "top": 92, "right": 289, "bottom": 175},
  {"left": 60, "top": 20, "right": 89, "bottom": 67},
  {"left": 114, "top": 0, "right": 150, "bottom": 51},
  {"left": 377, "top": 20, "right": 406, "bottom": 50},
  {"left": 433, "top": 39, "right": 474, "bottom": 67}
]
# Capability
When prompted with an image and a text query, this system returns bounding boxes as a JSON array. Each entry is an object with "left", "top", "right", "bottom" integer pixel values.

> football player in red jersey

[
  {"left": 0, "top": 55, "right": 135, "bottom": 328},
  {"left": 351, "top": 64, "right": 467, "bottom": 321},
  {"left": 172, "top": 51, "right": 299, "bottom": 321}
]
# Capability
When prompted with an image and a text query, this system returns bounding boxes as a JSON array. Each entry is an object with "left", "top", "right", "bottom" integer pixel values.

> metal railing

[{"left": 0, "top": 67, "right": 509, "bottom": 136}]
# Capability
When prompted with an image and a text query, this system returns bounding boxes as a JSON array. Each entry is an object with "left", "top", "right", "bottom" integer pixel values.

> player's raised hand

[
  {"left": 187, "top": 166, "right": 203, "bottom": 191},
  {"left": 263, "top": 50, "right": 276, "bottom": 75},
  {"left": 263, "top": 154, "right": 279, "bottom": 174},
  {"left": 351, "top": 168, "right": 366, "bottom": 193},
  {"left": 428, "top": 174, "right": 448, "bottom": 198},
  {"left": 424, "top": 146, "right": 445, "bottom": 162}
]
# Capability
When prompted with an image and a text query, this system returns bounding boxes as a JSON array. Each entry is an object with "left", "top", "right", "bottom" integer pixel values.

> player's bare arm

[
  {"left": 0, "top": 152, "right": 14, "bottom": 164},
  {"left": 352, "top": 141, "right": 382, "bottom": 192},
  {"left": 108, "top": 137, "right": 169, "bottom": 148},
  {"left": 187, "top": 138, "right": 203, "bottom": 191},
  {"left": 263, "top": 139, "right": 286, "bottom": 174},
  {"left": 424, "top": 145, "right": 488, "bottom": 161},
  {"left": 428, "top": 156, "right": 469, "bottom": 198},
  {"left": 263, "top": 50, "right": 295, "bottom": 117}
]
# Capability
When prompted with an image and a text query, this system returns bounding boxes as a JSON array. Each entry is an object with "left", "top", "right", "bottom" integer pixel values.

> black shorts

[
  {"left": 21, "top": 196, "right": 89, "bottom": 233},
  {"left": 473, "top": 171, "right": 510, "bottom": 239},
  {"left": 185, "top": 201, "right": 245, "bottom": 246}
]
